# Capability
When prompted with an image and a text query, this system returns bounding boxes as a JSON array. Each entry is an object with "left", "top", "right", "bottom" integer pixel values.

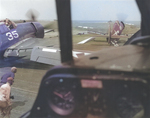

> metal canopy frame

[
  {"left": 136, "top": 0, "right": 150, "bottom": 36},
  {"left": 56, "top": 0, "right": 73, "bottom": 64}
]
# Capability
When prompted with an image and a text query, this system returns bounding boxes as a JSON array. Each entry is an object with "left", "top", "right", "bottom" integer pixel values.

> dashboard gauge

[{"left": 49, "top": 86, "right": 75, "bottom": 116}]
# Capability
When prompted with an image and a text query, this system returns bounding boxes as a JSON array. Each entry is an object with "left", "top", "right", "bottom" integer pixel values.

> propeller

[
  {"left": 26, "top": 9, "right": 39, "bottom": 22},
  {"left": 116, "top": 13, "right": 128, "bottom": 22},
  {"left": 44, "top": 20, "right": 58, "bottom": 30}
]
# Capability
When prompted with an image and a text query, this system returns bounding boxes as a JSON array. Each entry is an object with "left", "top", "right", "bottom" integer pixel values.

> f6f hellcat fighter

[
  {"left": 0, "top": 18, "right": 44, "bottom": 59},
  {"left": 80, "top": 20, "right": 130, "bottom": 46}
]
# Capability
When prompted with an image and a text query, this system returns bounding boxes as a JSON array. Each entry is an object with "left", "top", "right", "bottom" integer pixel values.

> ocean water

[{"left": 72, "top": 20, "right": 141, "bottom": 33}]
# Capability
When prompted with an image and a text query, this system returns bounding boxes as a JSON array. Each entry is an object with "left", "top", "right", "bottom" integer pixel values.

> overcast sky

[
  {"left": 71, "top": 0, "right": 141, "bottom": 21},
  {"left": 0, "top": 0, "right": 141, "bottom": 21},
  {"left": 0, "top": 0, "right": 56, "bottom": 21}
]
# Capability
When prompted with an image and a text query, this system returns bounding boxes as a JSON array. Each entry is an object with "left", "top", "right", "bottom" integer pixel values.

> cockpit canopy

[{"left": 0, "top": 19, "right": 17, "bottom": 34}]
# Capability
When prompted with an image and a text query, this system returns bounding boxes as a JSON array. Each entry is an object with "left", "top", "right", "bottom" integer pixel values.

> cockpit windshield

[
  {"left": 0, "top": 22, "right": 9, "bottom": 34},
  {"left": 0, "top": 18, "right": 17, "bottom": 30},
  {"left": 71, "top": 0, "right": 141, "bottom": 50},
  {"left": 1, "top": 0, "right": 149, "bottom": 118}
]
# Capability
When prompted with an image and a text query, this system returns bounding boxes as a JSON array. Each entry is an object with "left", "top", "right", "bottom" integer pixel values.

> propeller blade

[
  {"left": 116, "top": 13, "right": 128, "bottom": 22},
  {"left": 26, "top": 9, "right": 39, "bottom": 21}
]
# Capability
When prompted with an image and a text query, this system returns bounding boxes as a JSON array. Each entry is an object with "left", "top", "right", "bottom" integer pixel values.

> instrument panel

[{"left": 21, "top": 66, "right": 150, "bottom": 118}]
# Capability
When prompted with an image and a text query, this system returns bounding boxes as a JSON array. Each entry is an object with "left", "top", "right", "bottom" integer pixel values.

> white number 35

[{"left": 6, "top": 31, "right": 19, "bottom": 41}]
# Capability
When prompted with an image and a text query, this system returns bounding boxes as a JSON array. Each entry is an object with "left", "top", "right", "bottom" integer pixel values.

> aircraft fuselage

[{"left": 0, "top": 22, "right": 44, "bottom": 58}]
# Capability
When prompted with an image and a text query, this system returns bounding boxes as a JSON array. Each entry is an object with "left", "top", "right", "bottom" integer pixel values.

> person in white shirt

[{"left": 0, "top": 77, "right": 14, "bottom": 118}]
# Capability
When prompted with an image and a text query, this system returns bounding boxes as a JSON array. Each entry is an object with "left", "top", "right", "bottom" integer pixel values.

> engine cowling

[{"left": 31, "top": 22, "right": 44, "bottom": 38}]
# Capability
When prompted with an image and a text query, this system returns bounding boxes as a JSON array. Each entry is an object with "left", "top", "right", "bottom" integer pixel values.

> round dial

[{"left": 49, "top": 86, "right": 75, "bottom": 116}]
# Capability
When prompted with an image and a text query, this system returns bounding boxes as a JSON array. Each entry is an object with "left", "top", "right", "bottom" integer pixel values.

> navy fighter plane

[
  {"left": 0, "top": 19, "right": 44, "bottom": 59},
  {"left": 79, "top": 20, "right": 130, "bottom": 46},
  {"left": 0, "top": 18, "right": 91, "bottom": 66}
]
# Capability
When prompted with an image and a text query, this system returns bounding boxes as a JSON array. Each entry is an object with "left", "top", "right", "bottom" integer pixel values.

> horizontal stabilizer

[
  {"left": 77, "top": 37, "right": 95, "bottom": 44},
  {"left": 111, "top": 35, "right": 130, "bottom": 39}
]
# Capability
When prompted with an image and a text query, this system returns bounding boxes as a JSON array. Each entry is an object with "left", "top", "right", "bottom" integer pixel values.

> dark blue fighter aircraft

[{"left": 0, "top": 19, "right": 44, "bottom": 59}]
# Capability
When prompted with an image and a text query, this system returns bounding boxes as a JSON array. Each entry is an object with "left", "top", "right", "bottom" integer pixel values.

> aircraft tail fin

[{"left": 111, "top": 20, "right": 125, "bottom": 36}]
